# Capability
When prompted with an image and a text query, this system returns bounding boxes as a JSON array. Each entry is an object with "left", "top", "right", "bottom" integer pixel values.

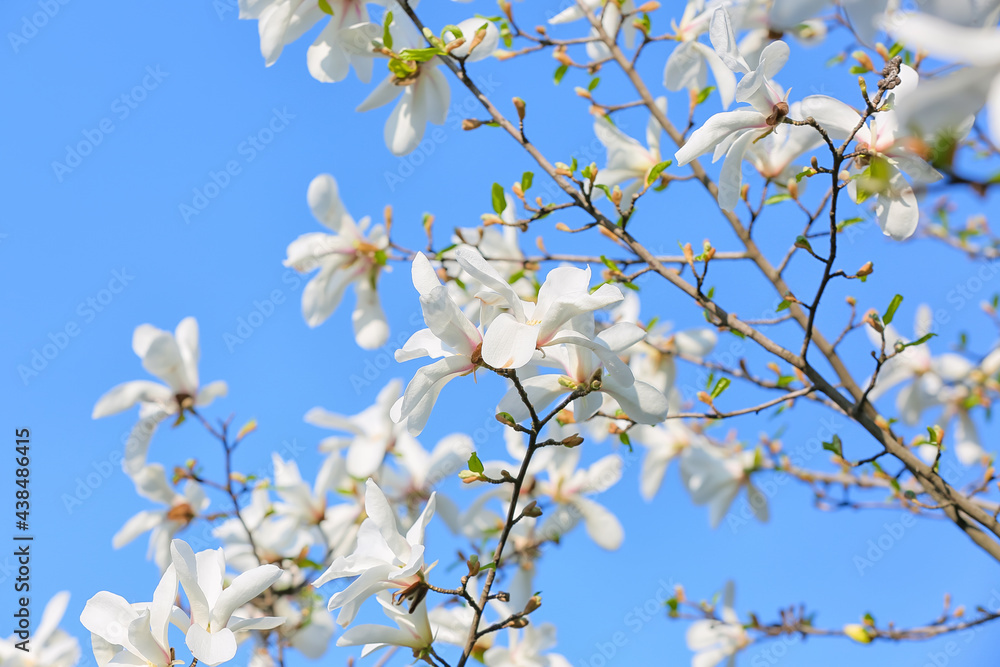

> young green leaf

[
  {"left": 883, "top": 294, "right": 904, "bottom": 326},
  {"left": 491, "top": 183, "right": 506, "bottom": 215},
  {"left": 468, "top": 452, "right": 484, "bottom": 474}
]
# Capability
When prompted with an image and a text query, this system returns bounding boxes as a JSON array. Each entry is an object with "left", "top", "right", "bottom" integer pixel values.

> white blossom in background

[
  {"left": 634, "top": 393, "right": 709, "bottom": 500},
  {"left": 663, "top": 0, "right": 740, "bottom": 107},
  {"left": 314, "top": 480, "right": 436, "bottom": 627},
  {"left": 335, "top": 593, "right": 435, "bottom": 657},
  {"left": 686, "top": 581, "right": 750, "bottom": 667},
  {"left": 213, "top": 487, "right": 312, "bottom": 578},
  {"left": 680, "top": 443, "right": 768, "bottom": 528},
  {"left": 549, "top": 0, "right": 637, "bottom": 50},
  {"left": 340, "top": 6, "right": 451, "bottom": 155},
  {"left": 1, "top": 592, "right": 79, "bottom": 667},
  {"left": 674, "top": 8, "right": 794, "bottom": 210},
  {"left": 393, "top": 252, "right": 484, "bottom": 435},
  {"left": 744, "top": 100, "right": 822, "bottom": 187},
  {"left": 92, "top": 316, "right": 228, "bottom": 474},
  {"left": 495, "top": 315, "right": 668, "bottom": 425},
  {"left": 170, "top": 539, "right": 285, "bottom": 666},
  {"left": 284, "top": 173, "right": 390, "bottom": 348},
  {"left": 80, "top": 566, "right": 181, "bottom": 667},
  {"left": 306, "top": 379, "right": 414, "bottom": 478},
  {"left": 237, "top": 0, "right": 379, "bottom": 83},
  {"left": 883, "top": 10, "right": 1000, "bottom": 145},
  {"left": 800, "top": 65, "right": 942, "bottom": 240},
  {"left": 484, "top": 620, "right": 573, "bottom": 667},
  {"left": 593, "top": 97, "right": 668, "bottom": 203},
  {"left": 271, "top": 596, "right": 337, "bottom": 659},
  {"left": 455, "top": 246, "right": 625, "bottom": 369},
  {"left": 113, "top": 463, "right": 209, "bottom": 572},
  {"left": 534, "top": 446, "right": 625, "bottom": 550}
]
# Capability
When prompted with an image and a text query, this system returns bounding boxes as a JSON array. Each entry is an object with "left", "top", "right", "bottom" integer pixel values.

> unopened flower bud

[
  {"left": 852, "top": 50, "right": 875, "bottom": 72},
  {"left": 844, "top": 624, "right": 873, "bottom": 644},
  {"left": 611, "top": 185, "right": 623, "bottom": 206},
  {"left": 513, "top": 97, "right": 526, "bottom": 121},
  {"left": 846, "top": 295, "right": 856, "bottom": 306},
  {"left": 512, "top": 182, "right": 524, "bottom": 199},
  {"left": 522, "top": 594, "right": 542, "bottom": 615},
  {"left": 459, "top": 470, "right": 482, "bottom": 484},
  {"left": 462, "top": 118, "right": 485, "bottom": 131},
  {"left": 467, "top": 554, "right": 481, "bottom": 576},
  {"left": 561, "top": 433, "right": 584, "bottom": 448},
  {"left": 856, "top": 261, "right": 874, "bottom": 277},
  {"left": 509, "top": 617, "right": 529, "bottom": 628},
  {"left": 496, "top": 412, "right": 517, "bottom": 428},
  {"left": 636, "top": 1, "right": 660, "bottom": 11},
  {"left": 521, "top": 500, "right": 543, "bottom": 518}
]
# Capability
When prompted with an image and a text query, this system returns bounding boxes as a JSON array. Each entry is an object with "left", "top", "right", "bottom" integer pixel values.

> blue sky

[{"left": 4, "top": 0, "right": 1000, "bottom": 665}]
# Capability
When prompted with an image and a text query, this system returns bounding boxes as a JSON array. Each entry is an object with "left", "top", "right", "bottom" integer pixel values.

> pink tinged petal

[
  {"left": 717, "top": 129, "right": 756, "bottom": 211},
  {"left": 482, "top": 313, "right": 539, "bottom": 369},
  {"left": 396, "top": 356, "right": 473, "bottom": 435},
  {"left": 352, "top": 279, "right": 389, "bottom": 350},
  {"left": 93, "top": 381, "right": 172, "bottom": 418},
  {"left": 675, "top": 110, "right": 767, "bottom": 165},
  {"left": 709, "top": 7, "right": 750, "bottom": 73},
  {"left": 570, "top": 496, "right": 624, "bottom": 550},
  {"left": 212, "top": 564, "right": 283, "bottom": 629},
  {"left": 410, "top": 252, "right": 442, "bottom": 296},
  {"left": 185, "top": 624, "right": 237, "bottom": 667},
  {"left": 170, "top": 540, "right": 211, "bottom": 627}
]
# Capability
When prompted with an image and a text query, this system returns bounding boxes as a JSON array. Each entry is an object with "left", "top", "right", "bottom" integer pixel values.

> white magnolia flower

[
  {"left": 535, "top": 447, "right": 625, "bottom": 550},
  {"left": 455, "top": 246, "right": 625, "bottom": 369},
  {"left": 663, "top": 0, "right": 739, "bottom": 107},
  {"left": 770, "top": 0, "right": 891, "bottom": 44},
  {"left": 393, "top": 252, "right": 484, "bottom": 435},
  {"left": 865, "top": 304, "right": 973, "bottom": 426},
  {"left": 380, "top": 433, "right": 474, "bottom": 531},
  {"left": 686, "top": 581, "right": 750, "bottom": 667},
  {"left": 744, "top": 100, "right": 822, "bottom": 185},
  {"left": 680, "top": 444, "right": 768, "bottom": 528},
  {"left": 238, "top": 0, "right": 378, "bottom": 83},
  {"left": 314, "top": 479, "right": 435, "bottom": 627},
  {"left": 800, "top": 65, "right": 942, "bottom": 240},
  {"left": 273, "top": 596, "right": 336, "bottom": 659},
  {"left": 213, "top": 487, "right": 313, "bottom": 576},
  {"left": 170, "top": 539, "right": 285, "bottom": 665},
  {"left": 335, "top": 593, "right": 434, "bottom": 657},
  {"left": 884, "top": 11, "right": 1000, "bottom": 145},
  {"left": 306, "top": 379, "right": 414, "bottom": 477},
  {"left": 496, "top": 316, "right": 668, "bottom": 425},
  {"left": 342, "top": 6, "right": 451, "bottom": 155},
  {"left": 674, "top": 8, "right": 793, "bottom": 210},
  {"left": 634, "top": 394, "right": 708, "bottom": 500},
  {"left": 484, "top": 621, "right": 573, "bottom": 667},
  {"left": 92, "top": 317, "right": 227, "bottom": 474},
  {"left": 284, "top": 173, "right": 390, "bottom": 347},
  {"left": 1, "top": 592, "right": 79, "bottom": 667},
  {"left": 593, "top": 97, "right": 668, "bottom": 203},
  {"left": 80, "top": 567, "right": 181, "bottom": 667},
  {"left": 113, "top": 463, "right": 209, "bottom": 572},
  {"left": 444, "top": 17, "right": 501, "bottom": 61}
]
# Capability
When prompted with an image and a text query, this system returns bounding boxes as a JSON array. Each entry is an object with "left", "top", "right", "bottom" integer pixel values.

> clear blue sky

[{"left": 3, "top": 1, "right": 1000, "bottom": 665}]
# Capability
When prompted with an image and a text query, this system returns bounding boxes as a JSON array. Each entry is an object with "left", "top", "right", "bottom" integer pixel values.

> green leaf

[
  {"left": 588, "top": 77, "right": 600, "bottom": 91},
  {"left": 619, "top": 431, "right": 632, "bottom": 451},
  {"left": 695, "top": 86, "right": 716, "bottom": 105},
  {"left": 837, "top": 216, "right": 864, "bottom": 231},
  {"left": 883, "top": 294, "right": 903, "bottom": 326},
  {"left": 777, "top": 299, "right": 791, "bottom": 312},
  {"left": 887, "top": 42, "right": 904, "bottom": 59},
  {"left": 383, "top": 11, "right": 394, "bottom": 50},
  {"left": 710, "top": 377, "right": 731, "bottom": 399},
  {"left": 435, "top": 243, "right": 457, "bottom": 259},
  {"left": 646, "top": 160, "right": 672, "bottom": 185},
  {"left": 796, "top": 168, "right": 817, "bottom": 182},
  {"left": 849, "top": 65, "right": 868, "bottom": 74},
  {"left": 491, "top": 183, "right": 506, "bottom": 215},
  {"left": 468, "top": 452, "right": 484, "bottom": 474},
  {"left": 521, "top": 171, "right": 533, "bottom": 192},
  {"left": 400, "top": 47, "right": 445, "bottom": 62},
  {"left": 765, "top": 193, "right": 792, "bottom": 205},
  {"left": 317, "top": 0, "right": 335, "bottom": 15},
  {"left": 899, "top": 332, "right": 936, "bottom": 350},
  {"left": 822, "top": 434, "right": 843, "bottom": 457},
  {"left": 554, "top": 64, "right": 568, "bottom": 84}
]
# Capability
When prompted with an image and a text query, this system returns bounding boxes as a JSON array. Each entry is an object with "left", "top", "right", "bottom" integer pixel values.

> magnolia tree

[{"left": 9, "top": 0, "right": 1000, "bottom": 665}]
